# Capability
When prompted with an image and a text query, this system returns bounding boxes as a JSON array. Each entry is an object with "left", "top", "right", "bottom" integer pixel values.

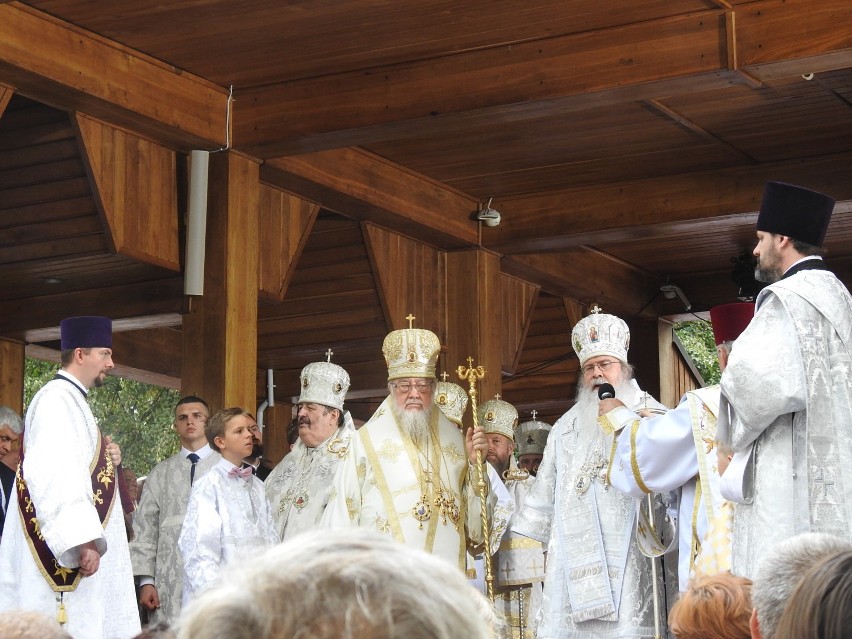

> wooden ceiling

[{"left": 1, "top": 0, "right": 851, "bottom": 425}]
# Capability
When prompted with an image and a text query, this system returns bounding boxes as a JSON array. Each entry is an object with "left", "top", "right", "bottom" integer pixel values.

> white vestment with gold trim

[
  {"left": 321, "top": 397, "right": 495, "bottom": 570},
  {"left": 0, "top": 374, "right": 139, "bottom": 639},
  {"left": 265, "top": 412, "right": 355, "bottom": 540}
]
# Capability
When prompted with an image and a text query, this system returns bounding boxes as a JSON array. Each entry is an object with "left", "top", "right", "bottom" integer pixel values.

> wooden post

[{"left": 181, "top": 151, "right": 260, "bottom": 412}]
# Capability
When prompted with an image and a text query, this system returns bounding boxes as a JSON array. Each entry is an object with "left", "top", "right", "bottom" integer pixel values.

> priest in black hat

[
  {"left": 717, "top": 182, "right": 852, "bottom": 579},
  {"left": 0, "top": 316, "right": 141, "bottom": 638}
]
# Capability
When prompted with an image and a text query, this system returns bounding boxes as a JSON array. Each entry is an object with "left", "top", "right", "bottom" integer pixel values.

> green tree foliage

[
  {"left": 24, "top": 358, "right": 180, "bottom": 476},
  {"left": 673, "top": 320, "right": 720, "bottom": 386}
]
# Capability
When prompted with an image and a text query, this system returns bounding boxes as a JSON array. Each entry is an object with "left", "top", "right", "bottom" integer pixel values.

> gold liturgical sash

[{"left": 16, "top": 433, "right": 116, "bottom": 592}]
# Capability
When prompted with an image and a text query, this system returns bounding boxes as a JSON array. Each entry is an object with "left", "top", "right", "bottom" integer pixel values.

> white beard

[
  {"left": 391, "top": 401, "right": 433, "bottom": 446},
  {"left": 571, "top": 374, "right": 637, "bottom": 457}
]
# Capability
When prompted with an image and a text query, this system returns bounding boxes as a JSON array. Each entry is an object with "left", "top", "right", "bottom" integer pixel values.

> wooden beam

[
  {"left": 363, "top": 223, "right": 445, "bottom": 334},
  {"left": 503, "top": 250, "right": 659, "bottom": 319},
  {"left": 0, "top": 277, "right": 186, "bottom": 336},
  {"left": 736, "top": 0, "right": 852, "bottom": 80},
  {"left": 257, "top": 185, "right": 319, "bottom": 302},
  {"left": 0, "top": 4, "right": 228, "bottom": 149},
  {"left": 75, "top": 114, "right": 180, "bottom": 270},
  {"left": 236, "top": 10, "right": 737, "bottom": 155},
  {"left": 26, "top": 343, "right": 180, "bottom": 390},
  {"left": 264, "top": 150, "right": 478, "bottom": 249},
  {"left": 0, "top": 83, "right": 12, "bottom": 117},
  {"left": 487, "top": 153, "right": 852, "bottom": 253}
]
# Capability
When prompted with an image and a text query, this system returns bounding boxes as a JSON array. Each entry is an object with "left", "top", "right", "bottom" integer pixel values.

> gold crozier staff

[{"left": 457, "top": 357, "right": 494, "bottom": 602}]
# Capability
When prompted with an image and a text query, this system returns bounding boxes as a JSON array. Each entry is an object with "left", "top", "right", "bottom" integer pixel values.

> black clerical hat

[
  {"left": 756, "top": 181, "right": 835, "bottom": 247},
  {"left": 60, "top": 316, "right": 112, "bottom": 350}
]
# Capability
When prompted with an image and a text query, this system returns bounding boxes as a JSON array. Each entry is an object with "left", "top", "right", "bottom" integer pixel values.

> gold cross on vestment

[
  {"left": 406, "top": 314, "right": 415, "bottom": 328},
  {"left": 325, "top": 348, "right": 333, "bottom": 362}
]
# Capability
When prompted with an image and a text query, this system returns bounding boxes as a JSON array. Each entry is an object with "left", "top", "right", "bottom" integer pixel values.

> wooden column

[
  {"left": 0, "top": 338, "right": 24, "bottom": 468},
  {"left": 181, "top": 151, "right": 260, "bottom": 412},
  {"left": 444, "top": 249, "right": 502, "bottom": 422},
  {"left": 0, "top": 337, "right": 24, "bottom": 411},
  {"left": 625, "top": 317, "right": 664, "bottom": 406},
  {"left": 262, "top": 402, "right": 294, "bottom": 465}
]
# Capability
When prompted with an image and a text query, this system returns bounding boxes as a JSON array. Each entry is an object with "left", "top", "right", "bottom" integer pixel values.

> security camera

[
  {"left": 474, "top": 198, "right": 502, "bottom": 227},
  {"left": 476, "top": 207, "right": 501, "bottom": 227}
]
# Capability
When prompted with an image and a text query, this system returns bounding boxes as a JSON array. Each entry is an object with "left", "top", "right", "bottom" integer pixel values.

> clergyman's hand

[
  {"left": 105, "top": 435, "right": 122, "bottom": 466},
  {"left": 139, "top": 584, "right": 160, "bottom": 610},
  {"left": 465, "top": 426, "right": 487, "bottom": 464},
  {"left": 78, "top": 541, "right": 101, "bottom": 577}
]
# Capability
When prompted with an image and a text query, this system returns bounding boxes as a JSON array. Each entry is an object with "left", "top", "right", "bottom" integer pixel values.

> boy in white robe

[{"left": 178, "top": 408, "right": 278, "bottom": 602}]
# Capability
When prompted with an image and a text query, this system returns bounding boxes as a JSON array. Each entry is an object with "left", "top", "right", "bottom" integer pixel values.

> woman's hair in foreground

[
  {"left": 175, "top": 529, "right": 502, "bottom": 639},
  {"left": 773, "top": 549, "right": 852, "bottom": 639},
  {"left": 669, "top": 572, "right": 753, "bottom": 639}
]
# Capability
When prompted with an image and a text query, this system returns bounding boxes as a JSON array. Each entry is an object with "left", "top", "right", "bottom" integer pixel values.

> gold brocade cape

[{"left": 16, "top": 433, "right": 116, "bottom": 592}]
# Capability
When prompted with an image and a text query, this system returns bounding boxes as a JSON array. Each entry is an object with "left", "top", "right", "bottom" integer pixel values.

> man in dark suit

[{"left": 0, "top": 405, "right": 23, "bottom": 540}]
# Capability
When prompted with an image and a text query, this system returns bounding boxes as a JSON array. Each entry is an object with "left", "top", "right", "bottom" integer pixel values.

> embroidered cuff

[{"left": 597, "top": 405, "right": 635, "bottom": 436}]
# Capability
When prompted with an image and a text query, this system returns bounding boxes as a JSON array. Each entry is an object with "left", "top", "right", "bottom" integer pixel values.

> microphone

[{"left": 597, "top": 383, "right": 616, "bottom": 400}]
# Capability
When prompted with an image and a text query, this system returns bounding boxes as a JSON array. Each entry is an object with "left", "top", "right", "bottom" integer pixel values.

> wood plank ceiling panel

[{"left": 24, "top": 1, "right": 715, "bottom": 86}]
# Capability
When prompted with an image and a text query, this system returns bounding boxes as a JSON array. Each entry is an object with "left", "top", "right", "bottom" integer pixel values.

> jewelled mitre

[
  {"left": 298, "top": 353, "right": 350, "bottom": 411},
  {"left": 382, "top": 316, "right": 441, "bottom": 381},
  {"left": 435, "top": 377, "right": 469, "bottom": 428},
  {"left": 477, "top": 396, "right": 518, "bottom": 441},
  {"left": 515, "top": 412, "right": 552, "bottom": 456},
  {"left": 571, "top": 305, "right": 630, "bottom": 366}
]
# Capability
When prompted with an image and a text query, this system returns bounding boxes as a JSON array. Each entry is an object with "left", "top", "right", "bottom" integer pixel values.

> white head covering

[
  {"left": 435, "top": 378, "right": 469, "bottom": 428},
  {"left": 571, "top": 305, "right": 630, "bottom": 366},
  {"left": 515, "top": 411, "right": 552, "bottom": 456},
  {"left": 298, "top": 351, "right": 350, "bottom": 410},
  {"left": 477, "top": 396, "right": 518, "bottom": 441}
]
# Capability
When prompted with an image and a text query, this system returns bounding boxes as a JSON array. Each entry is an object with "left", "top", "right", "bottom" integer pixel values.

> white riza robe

[
  {"left": 719, "top": 266, "right": 852, "bottom": 578},
  {"left": 321, "top": 397, "right": 494, "bottom": 570},
  {"left": 606, "top": 386, "right": 726, "bottom": 591},
  {"left": 494, "top": 459, "right": 545, "bottom": 639},
  {"left": 514, "top": 380, "right": 667, "bottom": 639},
  {"left": 129, "top": 446, "right": 220, "bottom": 625},
  {"left": 0, "top": 372, "right": 140, "bottom": 639},
  {"left": 178, "top": 458, "right": 279, "bottom": 602},
  {"left": 264, "top": 411, "right": 356, "bottom": 540}
]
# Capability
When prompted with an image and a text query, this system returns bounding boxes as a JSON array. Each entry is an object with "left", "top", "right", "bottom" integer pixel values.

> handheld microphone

[{"left": 597, "top": 383, "right": 616, "bottom": 400}]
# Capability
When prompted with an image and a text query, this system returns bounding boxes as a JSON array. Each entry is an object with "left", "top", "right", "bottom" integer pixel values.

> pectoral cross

[{"left": 814, "top": 467, "right": 835, "bottom": 499}]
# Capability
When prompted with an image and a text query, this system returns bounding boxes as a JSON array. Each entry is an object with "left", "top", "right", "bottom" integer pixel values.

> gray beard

[{"left": 391, "top": 401, "right": 433, "bottom": 445}]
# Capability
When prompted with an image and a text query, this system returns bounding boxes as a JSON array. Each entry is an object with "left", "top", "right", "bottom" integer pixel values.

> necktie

[{"left": 187, "top": 453, "right": 200, "bottom": 485}]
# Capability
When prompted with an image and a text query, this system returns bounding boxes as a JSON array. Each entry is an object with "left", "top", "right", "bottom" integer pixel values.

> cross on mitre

[
  {"left": 406, "top": 314, "right": 415, "bottom": 328},
  {"left": 531, "top": 409, "right": 538, "bottom": 420},
  {"left": 325, "top": 348, "right": 333, "bottom": 362},
  {"left": 441, "top": 372, "right": 449, "bottom": 381},
  {"left": 590, "top": 304, "right": 602, "bottom": 315}
]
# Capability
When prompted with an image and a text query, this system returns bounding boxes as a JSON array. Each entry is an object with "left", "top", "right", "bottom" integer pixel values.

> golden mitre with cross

[{"left": 382, "top": 314, "right": 441, "bottom": 381}]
